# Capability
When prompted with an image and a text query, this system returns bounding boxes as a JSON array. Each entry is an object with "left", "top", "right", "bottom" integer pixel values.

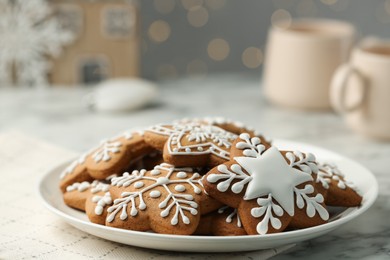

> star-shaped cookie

[{"left": 203, "top": 133, "right": 330, "bottom": 235}]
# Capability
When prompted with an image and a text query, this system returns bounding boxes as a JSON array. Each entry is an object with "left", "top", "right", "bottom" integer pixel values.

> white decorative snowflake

[
  {"left": 235, "top": 133, "right": 266, "bottom": 158},
  {"left": 285, "top": 151, "right": 319, "bottom": 174},
  {"left": 0, "top": 0, "right": 74, "bottom": 86},
  {"left": 317, "top": 163, "right": 356, "bottom": 190},
  {"left": 251, "top": 194, "right": 284, "bottom": 235},
  {"left": 107, "top": 163, "right": 203, "bottom": 226},
  {"left": 294, "top": 184, "right": 329, "bottom": 220},
  {"left": 92, "top": 192, "right": 112, "bottom": 216},
  {"left": 206, "top": 133, "right": 330, "bottom": 234},
  {"left": 168, "top": 125, "right": 237, "bottom": 160},
  {"left": 92, "top": 141, "right": 122, "bottom": 163}
]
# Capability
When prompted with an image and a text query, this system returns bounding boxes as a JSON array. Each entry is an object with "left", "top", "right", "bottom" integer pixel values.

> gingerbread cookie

[
  {"left": 105, "top": 163, "right": 221, "bottom": 235},
  {"left": 63, "top": 180, "right": 113, "bottom": 217},
  {"left": 60, "top": 130, "right": 155, "bottom": 193},
  {"left": 59, "top": 152, "right": 94, "bottom": 193},
  {"left": 63, "top": 181, "right": 92, "bottom": 211},
  {"left": 85, "top": 181, "right": 113, "bottom": 225},
  {"left": 315, "top": 163, "right": 362, "bottom": 207},
  {"left": 85, "top": 131, "right": 154, "bottom": 180},
  {"left": 203, "top": 133, "right": 329, "bottom": 235},
  {"left": 195, "top": 206, "right": 247, "bottom": 236},
  {"left": 144, "top": 119, "right": 271, "bottom": 168}
]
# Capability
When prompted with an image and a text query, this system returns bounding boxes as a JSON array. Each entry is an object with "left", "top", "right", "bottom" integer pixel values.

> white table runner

[{"left": 0, "top": 131, "right": 294, "bottom": 259}]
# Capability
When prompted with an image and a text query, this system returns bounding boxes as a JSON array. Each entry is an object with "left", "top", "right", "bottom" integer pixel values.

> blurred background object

[{"left": 1, "top": 0, "right": 389, "bottom": 87}]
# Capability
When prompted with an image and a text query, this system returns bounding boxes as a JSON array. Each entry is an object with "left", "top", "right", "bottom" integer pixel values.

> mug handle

[{"left": 330, "top": 64, "right": 367, "bottom": 113}]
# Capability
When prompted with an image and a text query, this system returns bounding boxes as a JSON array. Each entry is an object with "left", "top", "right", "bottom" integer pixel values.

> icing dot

[
  {"left": 173, "top": 148, "right": 179, "bottom": 152},
  {"left": 197, "top": 147, "right": 203, "bottom": 151},
  {"left": 176, "top": 171, "right": 187, "bottom": 179},
  {"left": 150, "top": 190, "right": 161, "bottom": 198},
  {"left": 151, "top": 169, "right": 161, "bottom": 176},
  {"left": 156, "top": 177, "right": 170, "bottom": 185},
  {"left": 175, "top": 185, "right": 186, "bottom": 192},
  {"left": 134, "top": 181, "right": 144, "bottom": 188},
  {"left": 185, "top": 148, "right": 191, "bottom": 152}
]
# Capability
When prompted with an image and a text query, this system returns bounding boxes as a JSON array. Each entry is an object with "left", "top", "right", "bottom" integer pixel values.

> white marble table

[{"left": 1, "top": 74, "right": 389, "bottom": 259}]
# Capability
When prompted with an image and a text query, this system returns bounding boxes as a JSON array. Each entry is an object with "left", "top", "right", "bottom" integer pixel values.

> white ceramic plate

[{"left": 38, "top": 139, "right": 378, "bottom": 253}]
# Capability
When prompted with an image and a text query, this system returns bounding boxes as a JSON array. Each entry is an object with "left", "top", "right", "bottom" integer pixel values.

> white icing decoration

[
  {"left": 151, "top": 169, "right": 161, "bottom": 175},
  {"left": 236, "top": 133, "right": 265, "bottom": 158},
  {"left": 293, "top": 184, "right": 329, "bottom": 220},
  {"left": 107, "top": 163, "right": 203, "bottom": 225},
  {"left": 285, "top": 151, "right": 318, "bottom": 174},
  {"left": 207, "top": 146, "right": 314, "bottom": 217},
  {"left": 176, "top": 171, "right": 187, "bottom": 179},
  {"left": 90, "top": 180, "right": 110, "bottom": 194},
  {"left": 175, "top": 185, "right": 186, "bottom": 192},
  {"left": 92, "top": 192, "right": 112, "bottom": 215},
  {"left": 218, "top": 206, "right": 242, "bottom": 228},
  {"left": 60, "top": 153, "right": 88, "bottom": 179},
  {"left": 92, "top": 141, "right": 122, "bottom": 163},
  {"left": 134, "top": 181, "right": 144, "bottom": 189},
  {"left": 167, "top": 124, "right": 237, "bottom": 160},
  {"left": 150, "top": 190, "right": 161, "bottom": 198},
  {"left": 251, "top": 194, "right": 284, "bottom": 235},
  {"left": 66, "top": 181, "right": 90, "bottom": 192},
  {"left": 317, "top": 163, "right": 357, "bottom": 191}
]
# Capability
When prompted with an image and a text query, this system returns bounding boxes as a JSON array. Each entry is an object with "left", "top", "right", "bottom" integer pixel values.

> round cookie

[
  {"left": 203, "top": 133, "right": 330, "bottom": 235},
  {"left": 105, "top": 163, "right": 222, "bottom": 235}
]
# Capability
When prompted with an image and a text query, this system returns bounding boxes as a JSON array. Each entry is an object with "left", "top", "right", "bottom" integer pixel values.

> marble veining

[{"left": 1, "top": 74, "right": 389, "bottom": 258}]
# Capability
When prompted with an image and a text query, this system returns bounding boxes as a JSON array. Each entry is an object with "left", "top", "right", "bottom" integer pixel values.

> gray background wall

[{"left": 139, "top": 0, "right": 390, "bottom": 80}]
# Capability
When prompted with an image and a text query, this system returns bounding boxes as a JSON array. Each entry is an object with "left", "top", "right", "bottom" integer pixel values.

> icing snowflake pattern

[
  {"left": 60, "top": 153, "right": 88, "bottom": 179},
  {"left": 235, "top": 133, "right": 266, "bottom": 158},
  {"left": 317, "top": 163, "right": 356, "bottom": 190},
  {"left": 285, "top": 151, "right": 319, "bottom": 174},
  {"left": 294, "top": 184, "right": 329, "bottom": 220},
  {"left": 92, "top": 192, "right": 112, "bottom": 215},
  {"left": 107, "top": 163, "right": 203, "bottom": 225},
  {"left": 92, "top": 141, "right": 122, "bottom": 163},
  {"left": 251, "top": 194, "right": 284, "bottom": 235},
  {"left": 168, "top": 125, "right": 237, "bottom": 160},
  {"left": 205, "top": 132, "right": 331, "bottom": 234}
]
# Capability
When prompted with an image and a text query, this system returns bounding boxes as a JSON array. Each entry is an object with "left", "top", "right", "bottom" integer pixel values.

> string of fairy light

[{"left": 146, "top": 0, "right": 390, "bottom": 79}]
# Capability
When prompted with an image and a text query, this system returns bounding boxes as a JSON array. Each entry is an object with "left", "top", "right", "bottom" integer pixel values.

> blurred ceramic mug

[
  {"left": 264, "top": 19, "right": 355, "bottom": 109},
  {"left": 330, "top": 38, "right": 390, "bottom": 140}
]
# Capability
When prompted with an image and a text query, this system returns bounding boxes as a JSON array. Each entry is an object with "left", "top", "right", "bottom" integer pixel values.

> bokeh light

[
  {"left": 148, "top": 20, "right": 171, "bottom": 43},
  {"left": 187, "top": 6, "right": 209, "bottom": 27},
  {"left": 271, "top": 9, "right": 292, "bottom": 29},
  {"left": 242, "top": 47, "right": 263, "bottom": 69},
  {"left": 207, "top": 38, "right": 230, "bottom": 61}
]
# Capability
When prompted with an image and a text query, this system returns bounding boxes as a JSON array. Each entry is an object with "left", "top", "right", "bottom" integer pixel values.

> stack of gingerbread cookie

[{"left": 60, "top": 117, "right": 362, "bottom": 236}]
